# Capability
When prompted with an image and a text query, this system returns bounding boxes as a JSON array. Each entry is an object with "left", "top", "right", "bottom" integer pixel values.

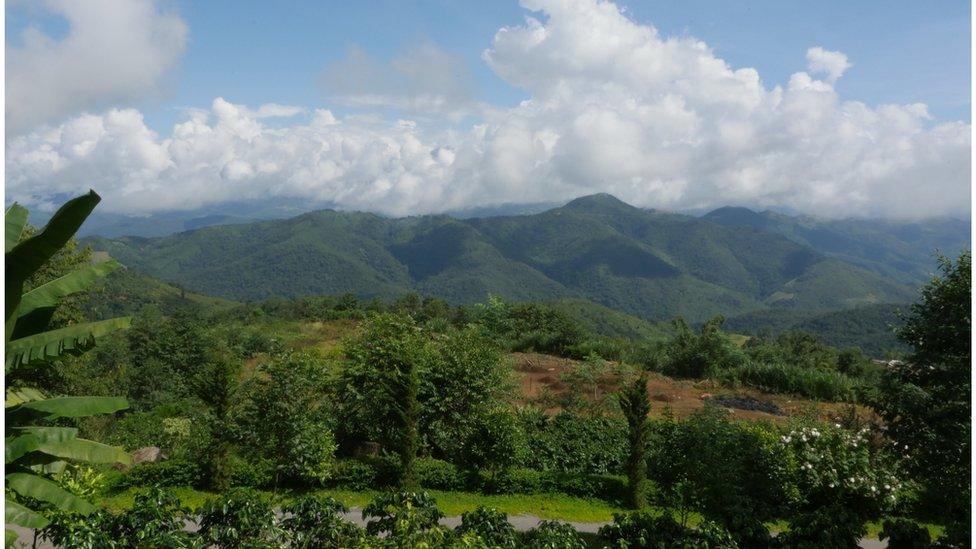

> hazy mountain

[
  {"left": 85, "top": 194, "right": 920, "bottom": 323},
  {"left": 703, "top": 206, "right": 970, "bottom": 285}
]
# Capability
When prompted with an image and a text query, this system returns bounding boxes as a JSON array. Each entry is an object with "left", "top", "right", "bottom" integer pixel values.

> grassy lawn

[
  {"left": 98, "top": 487, "right": 944, "bottom": 540},
  {"left": 98, "top": 487, "right": 626, "bottom": 523}
]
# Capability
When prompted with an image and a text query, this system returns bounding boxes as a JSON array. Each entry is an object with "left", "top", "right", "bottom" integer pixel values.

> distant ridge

[{"left": 85, "top": 194, "right": 929, "bottom": 323}]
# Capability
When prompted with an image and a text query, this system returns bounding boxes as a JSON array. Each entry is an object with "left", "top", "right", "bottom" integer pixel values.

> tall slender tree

[{"left": 618, "top": 372, "right": 651, "bottom": 508}]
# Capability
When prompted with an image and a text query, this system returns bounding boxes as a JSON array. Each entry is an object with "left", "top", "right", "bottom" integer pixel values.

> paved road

[{"left": 7, "top": 514, "right": 889, "bottom": 548}]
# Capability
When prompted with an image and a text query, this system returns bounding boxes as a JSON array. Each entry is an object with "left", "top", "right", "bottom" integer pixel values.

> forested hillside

[
  {"left": 86, "top": 194, "right": 919, "bottom": 322},
  {"left": 703, "top": 206, "right": 970, "bottom": 284}
]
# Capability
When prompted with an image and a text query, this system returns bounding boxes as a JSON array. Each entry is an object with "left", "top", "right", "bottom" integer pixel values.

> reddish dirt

[{"left": 510, "top": 352, "right": 872, "bottom": 424}]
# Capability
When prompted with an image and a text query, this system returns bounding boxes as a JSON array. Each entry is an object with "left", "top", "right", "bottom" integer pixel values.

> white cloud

[
  {"left": 6, "top": 0, "right": 971, "bottom": 219},
  {"left": 806, "top": 46, "right": 853, "bottom": 83},
  {"left": 320, "top": 41, "right": 483, "bottom": 120},
  {"left": 6, "top": 0, "right": 187, "bottom": 135}
]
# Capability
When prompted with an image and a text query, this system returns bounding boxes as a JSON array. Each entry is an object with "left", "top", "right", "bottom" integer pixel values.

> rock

[
  {"left": 352, "top": 441, "right": 381, "bottom": 458},
  {"left": 131, "top": 446, "right": 166, "bottom": 465}
]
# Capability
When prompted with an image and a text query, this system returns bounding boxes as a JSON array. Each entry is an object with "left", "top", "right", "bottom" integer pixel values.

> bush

[
  {"left": 456, "top": 507, "right": 518, "bottom": 548},
  {"left": 521, "top": 520, "right": 587, "bottom": 549},
  {"left": 415, "top": 458, "right": 464, "bottom": 491},
  {"left": 362, "top": 491, "right": 444, "bottom": 537},
  {"left": 723, "top": 362, "right": 858, "bottom": 402},
  {"left": 228, "top": 455, "right": 274, "bottom": 488},
  {"left": 42, "top": 487, "right": 198, "bottom": 549},
  {"left": 519, "top": 410, "right": 627, "bottom": 475},
  {"left": 331, "top": 459, "right": 379, "bottom": 491},
  {"left": 598, "top": 511, "right": 738, "bottom": 548},
  {"left": 197, "top": 487, "right": 281, "bottom": 547},
  {"left": 117, "top": 458, "right": 202, "bottom": 489},
  {"left": 540, "top": 472, "right": 628, "bottom": 502},
  {"left": 478, "top": 468, "right": 543, "bottom": 494},
  {"left": 281, "top": 494, "right": 366, "bottom": 548},
  {"left": 879, "top": 519, "right": 932, "bottom": 549},
  {"left": 648, "top": 408, "right": 793, "bottom": 546}
]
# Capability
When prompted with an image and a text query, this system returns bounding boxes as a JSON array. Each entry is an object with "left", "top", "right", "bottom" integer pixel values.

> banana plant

[{"left": 5, "top": 191, "right": 132, "bottom": 546}]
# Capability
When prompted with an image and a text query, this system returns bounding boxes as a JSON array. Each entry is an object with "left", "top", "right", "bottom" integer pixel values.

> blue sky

[
  {"left": 8, "top": 0, "right": 969, "bottom": 130},
  {"left": 5, "top": 0, "right": 972, "bottom": 218}
]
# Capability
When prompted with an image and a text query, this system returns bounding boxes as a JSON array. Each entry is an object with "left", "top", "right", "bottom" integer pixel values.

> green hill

[
  {"left": 85, "top": 194, "right": 919, "bottom": 323},
  {"left": 724, "top": 303, "right": 910, "bottom": 357},
  {"left": 703, "top": 206, "right": 970, "bottom": 285}
]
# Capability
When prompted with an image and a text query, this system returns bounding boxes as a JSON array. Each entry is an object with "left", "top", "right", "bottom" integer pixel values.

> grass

[
  {"left": 98, "top": 487, "right": 945, "bottom": 540},
  {"left": 98, "top": 487, "right": 626, "bottom": 523}
]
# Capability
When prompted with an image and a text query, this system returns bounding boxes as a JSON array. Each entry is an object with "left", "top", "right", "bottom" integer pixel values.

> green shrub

[
  {"left": 724, "top": 362, "right": 859, "bottom": 402},
  {"left": 879, "top": 519, "right": 932, "bottom": 549},
  {"left": 456, "top": 507, "right": 518, "bottom": 548},
  {"left": 777, "top": 504, "right": 864, "bottom": 548},
  {"left": 228, "top": 455, "right": 274, "bottom": 488},
  {"left": 519, "top": 410, "right": 627, "bottom": 475},
  {"left": 540, "top": 472, "right": 628, "bottom": 502},
  {"left": 117, "top": 458, "right": 203, "bottom": 489},
  {"left": 42, "top": 487, "right": 199, "bottom": 548},
  {"left": 648, "top": 408, "right": 793, "bottom": 546},
  {"left": 478, "top": 468, "right": 543, "bottom": 494},
  {"left": 598, "top": 511, "right": 738, "bottom": 548},
  {"left": 198, "top": 487, "right": 281, "bottom": 548},
  {"left": 331, "top": 459, "right": 379, "bottom": 491},
  {"left": 281, "top": 494, "right": 366, "bottom": 548},
  {"left": 521, "top": 520, "right": 587, "bottom": 549},
  {"left": 362, "top": 491, "right": 444, "bottom": 537},
  {"left": 415, "top": 458, "right": 464, "bottom": 491}
]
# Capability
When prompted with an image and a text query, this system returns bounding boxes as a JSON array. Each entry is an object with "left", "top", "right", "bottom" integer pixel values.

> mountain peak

[{"left": 562, "top": 193, "right": 636, "bottom": 213}]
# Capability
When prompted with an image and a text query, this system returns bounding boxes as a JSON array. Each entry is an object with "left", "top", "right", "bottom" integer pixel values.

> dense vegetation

[
  {"left": 6, "top": 194, "right": 971, "bottom": 548},
  {"left": 85, "top": 194, "right": 923, "bottom": 322}
]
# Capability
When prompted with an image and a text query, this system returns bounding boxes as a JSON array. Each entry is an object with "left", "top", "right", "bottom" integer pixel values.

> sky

[{"left": 5, "top": 0, "right": 972, "bottom": 219}]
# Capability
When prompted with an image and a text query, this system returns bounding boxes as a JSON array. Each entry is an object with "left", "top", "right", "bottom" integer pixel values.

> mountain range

[{"left": 84, "top": 194, "right": 966, "bottom": 323}]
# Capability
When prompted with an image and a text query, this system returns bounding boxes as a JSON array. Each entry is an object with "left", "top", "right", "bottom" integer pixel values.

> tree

[
  {"left": 618, "top": 373, "right": 650, "bottom": 509},
  {"left": 5, "top": 192, "right": 132, "bottom": 545},
  {"left": 341, "top": 313, "right": 436, "bottom": 488},
  {"left": 190, "top": 347, "right": 240, "bottom": 492},
  {"left": 238, "top": 351, "right": 337, "bottom": 490},
  {"left": 423, "top": 325, "right": 512, "bottom": 460},
  {"left": 874, "top": 252, "right": 971, "bottom": 538},
  {"left": 664, "top": 316, "right": 745, "bottom": 378}
]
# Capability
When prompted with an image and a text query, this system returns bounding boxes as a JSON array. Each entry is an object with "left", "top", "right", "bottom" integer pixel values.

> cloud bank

[
  {"left": 6, "top": 0, "right": 187, "bottom": 135},
  {"left": 6, "top": 0, "right": 971, "bottom": 219}
]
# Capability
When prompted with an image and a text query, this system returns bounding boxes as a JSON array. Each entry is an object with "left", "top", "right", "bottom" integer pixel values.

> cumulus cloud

[
  {"left": 6, "top": 0, "right": 971, "bottom": 219},
  {"left": 6, "top": 0, "right": 187, "bottom": 135},
  {"left": 806, "top": 46, "right": 852, "bottom": 83},
  {"left": 320, "top": 41, "right": 482, "bottom": 120}
]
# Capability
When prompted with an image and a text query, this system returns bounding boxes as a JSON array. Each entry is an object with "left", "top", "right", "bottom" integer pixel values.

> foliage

[
  {"left": 423, "top": 325, "right": 514, "bottom": 460},
  {"left": 361, "top": 491, "right": 444, "bottom": 537},
  {"left": 664, "top": 316, "right": 746, "bottom": 378},
  {"left": 42, "top": 487, "right": 200, "bottom": 549},
  {"left": 780, "top": 423, "right": 900, "bottom": 546},
  {"left": 648, "top": 408, "right": 793, "bottom": 545},
  {"left": 879, "top": 518, "right": 932, "bottom": 549},
  {"left": 519, "top": 410, "right": 628, "bottom": 475},
  {"left": 237, "top": 351, "right": 337, "bottom": 488},
  {"left": 456, "top": 506, "right": 519, "bottom": 548},
  {"left": 281, "top": 494, "right": 366, "bottom": 548},
  {"left": 598, "top": 510, "right": 738, "bottom": 548},
  {"left": 340, "top": 313, "right": 435, "bottom": 488},
  {"left": 521, "top": 520, "right": 587, "bottom": 549},
  {"left": 872, "top": 252, "right": 971, "bottom": 528},
  {"left": 721, "top": 361, "right": 859, "bottom": 402},
  {"left": 197, "top": 487, "right": 281, "bottom": 548},
  {"left": 458, "top": 407, "right": 526, "bottom": 475},
  {"left": 117, "top": 459, "right": 203, "bottom": 490},
  {"left": 5, "top": 193, "right": 132, "bottom": 543},
  {"left": 618, "top": 372, "right": 651, "bottom": 509}
]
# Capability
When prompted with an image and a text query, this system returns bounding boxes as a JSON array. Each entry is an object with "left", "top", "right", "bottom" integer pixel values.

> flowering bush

[{"left": 780, "top": 423, "right": 901, "bottom": 547}]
